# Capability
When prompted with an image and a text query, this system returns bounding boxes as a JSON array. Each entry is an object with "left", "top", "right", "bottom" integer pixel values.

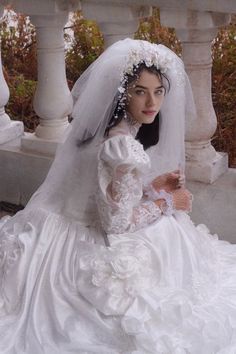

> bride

[{"left": 0, "top": 38, "right": 236, "bottom": 354}]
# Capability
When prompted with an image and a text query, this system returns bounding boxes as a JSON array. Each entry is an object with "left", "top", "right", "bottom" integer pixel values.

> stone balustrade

[
  {"left": 0, "top": 0, "right": 235, "bottom": 206},
  {"left": 0, "top": 5, "right": 24, "bottom": 145},
  {"left": 82, "top": 2, "right": 151, "bottom": 47},
  {"left": 21, "top": 12, "right": 74, "bottom": 155},
  {"left": 160, "top": 9, "right": 230, "bottom": 183}
]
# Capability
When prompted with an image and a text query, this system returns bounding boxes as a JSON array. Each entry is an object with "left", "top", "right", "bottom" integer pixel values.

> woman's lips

[{"left": 142, "top": 111, "right": 156, "bottom": 116}]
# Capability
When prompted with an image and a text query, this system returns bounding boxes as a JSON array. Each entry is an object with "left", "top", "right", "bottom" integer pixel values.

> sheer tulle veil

[{"left": 26, "top": 38, "right": 196, "bottom": 221}]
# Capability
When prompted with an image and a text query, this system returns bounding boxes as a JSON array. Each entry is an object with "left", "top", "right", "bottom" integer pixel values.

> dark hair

[
  {"left": 105, "top": 62, "right": 170, "bottom": 150},
  {"left": 136, "top": 113, "right": 160, "bottom": 150}
]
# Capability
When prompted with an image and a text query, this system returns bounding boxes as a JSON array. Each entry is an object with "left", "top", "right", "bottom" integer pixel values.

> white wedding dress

[{"left": 0, "top": 124, "right": 236, "bottom": 354}]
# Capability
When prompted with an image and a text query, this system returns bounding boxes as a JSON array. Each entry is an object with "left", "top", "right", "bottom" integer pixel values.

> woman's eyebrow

[{"left": 134, "top": 84, "right": 164, "bottom": 89}]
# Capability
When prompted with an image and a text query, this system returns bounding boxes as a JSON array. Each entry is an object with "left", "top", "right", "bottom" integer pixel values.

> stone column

[
  {"left": 81, "top": 2, "right": 151, "bottom": 47},
  {"left": 21, "top": 12, "right": 73, "bottom": 155},
  {"left": 160, "top": 9, "right": 230, "bottom": 183},
  {"left": 0, "top": 5, "right": 24, "bottom": 145}
]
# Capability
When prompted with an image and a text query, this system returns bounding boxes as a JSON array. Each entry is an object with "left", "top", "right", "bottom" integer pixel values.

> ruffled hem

[
  {"left": 121, "top": 220, "right": 236, "bottom": 353},
  {"left": 0, "top": 209, "right": 136, "bottom": 354},
  {"left": 75, "top": 213, "right": 236, "bottom": 353},
  {"left": 1, "top": 210, "right": 236, "bottom": 353}
]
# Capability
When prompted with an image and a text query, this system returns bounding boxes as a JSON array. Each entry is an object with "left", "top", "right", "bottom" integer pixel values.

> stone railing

[
  {"left": 0, "top": 0, "right": 235, "bottom": 205},
  {"left": 0, "top": 5, "right": 24, "bottom": 144}
]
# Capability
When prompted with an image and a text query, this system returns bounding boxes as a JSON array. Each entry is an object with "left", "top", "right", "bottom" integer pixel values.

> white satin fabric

[{"left": 1, "top": 131, "right": 236, "bottom": 354}]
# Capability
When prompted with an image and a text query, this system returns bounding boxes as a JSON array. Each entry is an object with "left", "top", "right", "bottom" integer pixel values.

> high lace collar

[
  {"left": 108, "top": 117, "right": 141, "bottom": 139},
  {"left": 124, "top": 113, "right": 141, "bottom": 137}
]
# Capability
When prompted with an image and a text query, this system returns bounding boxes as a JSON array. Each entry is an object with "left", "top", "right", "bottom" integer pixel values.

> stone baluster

[
  {"left": 81, "top": 2, "right": 151, "bottom": 48},
  {"left": 21, "top": 12, "right": 73, "bottom": 155},
  {"left": 0, "top": 5, "right": 24, "bottom": 145},
  {"left": 160, "top": 9, "right": 230, "bottom": 183}
]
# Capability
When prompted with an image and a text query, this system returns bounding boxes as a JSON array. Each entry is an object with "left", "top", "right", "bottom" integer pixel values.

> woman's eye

[
  {"left": 135, "top": 90, "right": 145, "bottom": 95},
  {"left": 155, "top": 88, "right": 164, "bottom": 95}
]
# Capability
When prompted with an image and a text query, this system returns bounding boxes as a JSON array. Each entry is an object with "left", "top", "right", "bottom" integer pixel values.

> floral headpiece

[
  {"left": 112, "top": 42, "right": 173, "bottom": 122},
  {"left": 122, "top": 43, "right": 172, "bottom": 77}
]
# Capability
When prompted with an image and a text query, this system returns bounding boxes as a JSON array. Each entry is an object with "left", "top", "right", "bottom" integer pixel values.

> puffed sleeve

[{"left": 97, "top": 135, "right": 162, "bottom": 234}]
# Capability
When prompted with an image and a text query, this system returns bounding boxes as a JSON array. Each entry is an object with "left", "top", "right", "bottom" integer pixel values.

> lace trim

[
  {"left": 97, "top": 136, "right": 161, "bottom": 234},
  {"left": 144, "top": 184, "right": 174, "bottom": 216},
  {"left": 131, "top": 201, "right": 162, "bottom": 232},
  {"left": 112, "top": 171, "right": 142, "bottom": 204},
  {"left": 97, "top": 168, "right": 162, "bottom": 234},
  {"left": 125, "top": 137, "right": 149, "bottom": 166}
]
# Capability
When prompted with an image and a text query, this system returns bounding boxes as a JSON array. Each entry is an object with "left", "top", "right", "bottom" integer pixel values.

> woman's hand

[
  {"left": 152, "top": 170, "right": 185, "bottom": 193},
  {"left": 172, "top": 188, "right": 192, "bottom": 212}
]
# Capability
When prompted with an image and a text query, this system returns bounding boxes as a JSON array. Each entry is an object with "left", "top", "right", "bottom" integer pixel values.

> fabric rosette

[{"left": 76, "top": 237, "right": 160, "bottom": 315}]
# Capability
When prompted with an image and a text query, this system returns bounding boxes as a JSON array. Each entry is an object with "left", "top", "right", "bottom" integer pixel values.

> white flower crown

[
  {"left": 124, "top": 47, "right": 172, "bottom": 75},
  {"left": 118, "top": 42, "right": 173, "bottom": 94}
]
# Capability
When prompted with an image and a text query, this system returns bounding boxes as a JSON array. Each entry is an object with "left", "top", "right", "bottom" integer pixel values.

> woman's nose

[{"left": 146, "top": 93, "right": 155, "bottom": 107}]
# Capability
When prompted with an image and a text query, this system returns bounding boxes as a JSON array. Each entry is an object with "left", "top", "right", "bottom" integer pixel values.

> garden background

[{"left": 0, "top": 8, "right": 235, "bottom": 166}]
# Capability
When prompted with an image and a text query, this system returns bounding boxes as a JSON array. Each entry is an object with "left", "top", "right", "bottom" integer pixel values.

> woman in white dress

[{"left": 0, "top": 38, "right": 236, "bottom": 354}]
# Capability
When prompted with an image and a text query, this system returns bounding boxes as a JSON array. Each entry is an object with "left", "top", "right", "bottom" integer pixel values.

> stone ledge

[
  {"left": 21, "top": 132, "right": 59, "bottom": 156},
  {"left": 83, "top": 0, "right": 236, "bottom": 14},
  {"left": 0, "top": 121, "right": 24, "bottom": 145},
  {"left": 187, "top": 168, "right": 236, "bottom": 244},
  {"left": 185, "top": 152, "right": 228, "bottom": 184},
  {"left": 0, "top": 144, "right": 53, "bottom": 205}
]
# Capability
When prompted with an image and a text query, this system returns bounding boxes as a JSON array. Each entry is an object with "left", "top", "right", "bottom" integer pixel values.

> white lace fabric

[{"left": 97, "top": 134, "right": 162, "bottom": 234}]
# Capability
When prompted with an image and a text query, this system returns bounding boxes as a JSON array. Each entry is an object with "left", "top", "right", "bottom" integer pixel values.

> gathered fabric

[{"left": 0, "top": 132, "right": 236, "bottom": 354}]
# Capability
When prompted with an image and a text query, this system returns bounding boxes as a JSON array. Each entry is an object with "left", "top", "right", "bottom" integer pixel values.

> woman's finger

[{"left": 171, "top": 169, "right": 180, "bottom": 174}]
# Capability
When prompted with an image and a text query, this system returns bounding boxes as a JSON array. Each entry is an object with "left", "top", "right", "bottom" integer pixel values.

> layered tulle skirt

[{"left": 0, "top": 209, "right": 236, "bottom": 353}]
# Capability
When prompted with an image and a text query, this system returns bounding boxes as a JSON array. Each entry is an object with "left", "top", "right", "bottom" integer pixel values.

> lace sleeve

[{"left": 97, "top": 136, "right": 162, "bottom": 234}]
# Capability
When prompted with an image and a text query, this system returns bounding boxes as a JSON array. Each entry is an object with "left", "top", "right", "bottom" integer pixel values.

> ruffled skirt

[{"left": 0, "top": 209, "right": 236, "bottom": 353}]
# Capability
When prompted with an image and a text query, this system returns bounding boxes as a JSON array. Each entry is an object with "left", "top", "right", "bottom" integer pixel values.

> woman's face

[{"left": 126, "top": 69, "right": 165, "bottom": 124}]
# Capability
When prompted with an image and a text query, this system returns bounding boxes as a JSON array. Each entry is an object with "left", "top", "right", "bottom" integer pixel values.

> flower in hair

[
  {"left": 122, "top": 42, "right": 173, "bottom": 77},
  {"left": 118, "top": 86, "right": 126, "bottom": 94}
]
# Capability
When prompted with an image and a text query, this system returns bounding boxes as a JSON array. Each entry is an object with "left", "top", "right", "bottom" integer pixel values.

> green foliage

[
  {"left": 65, "top": 11, "right": 104, "bottom": 87},
  {"left": 135, "top": 8, "right": 182, "bottom": 55},
  {"left": 0, "top": 9, "right": 37, "bottom": 80},
  {"left": 0, "top": 9, "right": 38, "bottom": 131},
  {"left": 6, "top": 74, "right": 38, "bottom": 131},
  {"left": 212, "top": 21, "right": 236, "bottom": 167}
]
